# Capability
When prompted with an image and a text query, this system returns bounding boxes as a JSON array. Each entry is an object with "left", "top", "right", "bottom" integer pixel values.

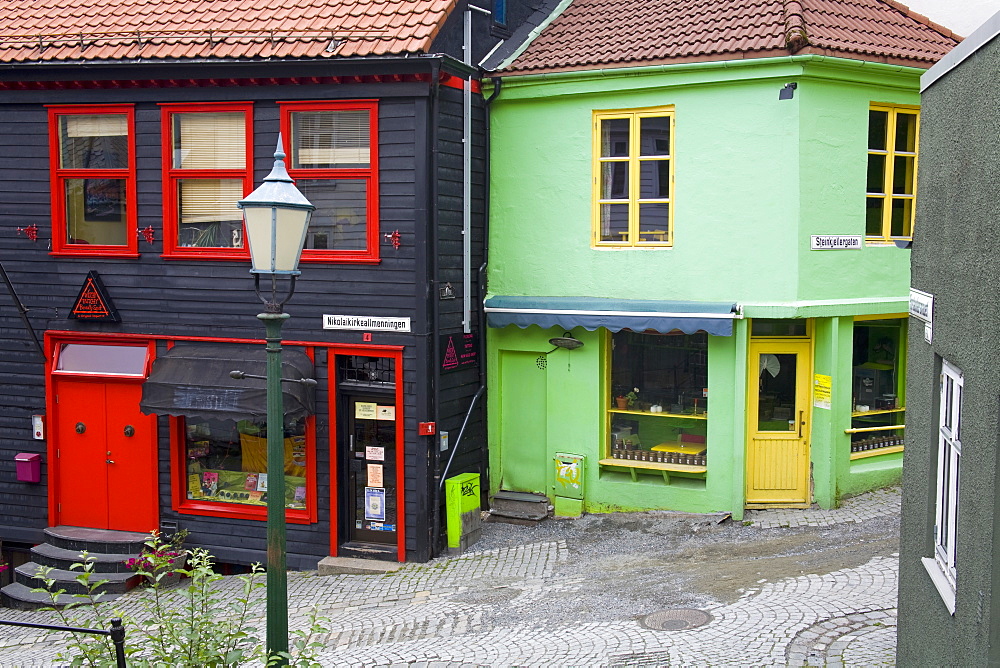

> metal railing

[{"left": 0, "top": 617, "right": 126, "bottom": 667}]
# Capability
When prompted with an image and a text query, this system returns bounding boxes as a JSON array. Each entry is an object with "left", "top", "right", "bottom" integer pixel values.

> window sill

[
  {"left": 175, "top": 498, "right": 313, "bottom": 524},
  {"left": 850, "top": 445, "right": 904, "bottom": 460},
  {"left": 51, "top": 250, "right": 141, "bottom": 259},
  {"left": 599, "top": 458, "right": 706, "bottom": 473},
  {"left": 921, "top": 557, "right": 956, "bottom": 615}
]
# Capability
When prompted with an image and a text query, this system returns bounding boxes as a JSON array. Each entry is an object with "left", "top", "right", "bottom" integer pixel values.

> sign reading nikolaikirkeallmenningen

[{"left": 323, "top": 315, "right": 411, "bottom": 332}]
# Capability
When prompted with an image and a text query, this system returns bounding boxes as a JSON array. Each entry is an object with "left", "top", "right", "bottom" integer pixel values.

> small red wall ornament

[
  {"left": 139, "top": 226, "right": 155, "bottom": 245},
  {"left": 16, "top": 225, "right": 38, "bottom": 241},
  {"left": 384, "top": 229, "right": 401, "bottom": 250}
]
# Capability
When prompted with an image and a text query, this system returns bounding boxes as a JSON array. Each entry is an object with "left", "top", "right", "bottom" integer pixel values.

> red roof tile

[
  {"left": 504, "top": 0, "right": 959, "bottom": 74},
  {"left": 0, "top": 0, "right": 458, "bottom": 64}
]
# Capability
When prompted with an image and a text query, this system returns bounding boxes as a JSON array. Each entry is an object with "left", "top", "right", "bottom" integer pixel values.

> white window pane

[
  {"left": 57, "top": 344, "right": 147, "bottom": 375},
  {"left": 177, "top": 179, "right": 245, "bottom": 247},
  {"left": 173, "top": 113, "right": 246, "bottom": 169},
  {"left": 292, "top": 110, "right": 370, "bottom": 168}
]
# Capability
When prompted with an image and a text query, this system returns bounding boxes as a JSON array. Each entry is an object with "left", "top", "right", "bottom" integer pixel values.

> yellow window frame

[
  {"left": 592, "top": 107, "right": 674, "bottom": 247},
  {"left": 866, "top": 103, "right": 919, "bottom": 243}
]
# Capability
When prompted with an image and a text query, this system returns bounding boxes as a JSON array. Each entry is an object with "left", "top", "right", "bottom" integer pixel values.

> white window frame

[{"left": 922, "top": 358, "right": 962, "bottom": 614}]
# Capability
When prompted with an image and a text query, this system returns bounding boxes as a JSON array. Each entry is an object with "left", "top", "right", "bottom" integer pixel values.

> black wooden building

[{"left": 0, "top": 0, "right": 536, "bottom": 598}]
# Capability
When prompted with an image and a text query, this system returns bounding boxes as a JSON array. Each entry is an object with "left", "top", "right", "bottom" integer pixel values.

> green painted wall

[{"left": 487, "top": 55, "right": 922, "bottom": 516}]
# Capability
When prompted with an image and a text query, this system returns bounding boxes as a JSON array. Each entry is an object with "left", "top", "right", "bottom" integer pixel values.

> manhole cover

[{"left": 640, "top": 608, "right": 713, "bottom": 631}]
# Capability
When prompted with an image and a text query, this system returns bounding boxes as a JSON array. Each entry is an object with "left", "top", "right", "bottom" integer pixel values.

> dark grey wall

[
  {"left": 0, "top": 68, "right": 488, "bottom": 564},
  {"left": 898, "top": 33, "right": 1000, "bottom": 665}
]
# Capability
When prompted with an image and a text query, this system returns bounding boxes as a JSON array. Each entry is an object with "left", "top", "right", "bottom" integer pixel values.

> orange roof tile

[
  {"left": 0, "top": 0, "right": 458, "bottom": 64},
  {"left": 504, "top": 0, "right": 959, "bottom": 74}
]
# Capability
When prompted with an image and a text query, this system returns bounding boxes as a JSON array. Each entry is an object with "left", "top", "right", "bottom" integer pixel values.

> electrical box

[
  {"left": 553, "top": 452, "right": 585, "bottom": 517},
  {"left": 444, "top": 472, "right": 481, "bottom": 553}
]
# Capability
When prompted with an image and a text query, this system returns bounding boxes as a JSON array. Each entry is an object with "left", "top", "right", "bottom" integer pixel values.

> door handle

[
  {"left": 798, "top": 410, "right": 804, "bottom": 438},
  {"left": 124, "top": 425, "right": 135, "bottom": 437},
  {"left": 75, "top": 422, "right": 86, "bottom": 434},
  {"left": 106, "top": 459, "right": 115, "bottom": 464}
]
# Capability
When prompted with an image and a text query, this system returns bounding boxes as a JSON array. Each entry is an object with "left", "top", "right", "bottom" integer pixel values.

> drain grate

[{"left": 640, "top": 608, "right": 713, "bottom": 631}]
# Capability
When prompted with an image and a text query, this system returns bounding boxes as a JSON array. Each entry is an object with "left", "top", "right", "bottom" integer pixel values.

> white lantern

[{"left": 238, "top": 136, "right": 315, "bottom": 276}]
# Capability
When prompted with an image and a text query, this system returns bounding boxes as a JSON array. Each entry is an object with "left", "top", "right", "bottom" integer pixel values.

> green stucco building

[{"left": 483, "top": 0, "right": 957, "bottom": 518}]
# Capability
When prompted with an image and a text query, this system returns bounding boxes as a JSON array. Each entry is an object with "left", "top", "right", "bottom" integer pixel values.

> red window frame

[
  {"left": 279, "top": 100, "right": 380, "bottom": 264},
  {"left": 47, "top": 105, "right": 139, "bottom": 257},
  {"left": 159, "top": 102, "right": 254, "bottom": 260},
  {"left": 168, "top": 341, "right": 318, "bottom": 524}
]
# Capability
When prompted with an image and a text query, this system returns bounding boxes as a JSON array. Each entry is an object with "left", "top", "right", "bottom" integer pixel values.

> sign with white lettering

[
  {"left": 323, "top": 315, "right": 411, "bottom": 332},
  {"left": 810, "top": 235, "right": 863, "bottom": 250}
]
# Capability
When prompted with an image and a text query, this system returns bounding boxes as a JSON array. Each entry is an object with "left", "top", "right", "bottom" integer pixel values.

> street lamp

[{"left": 237, "top": 136, "right": 314, "bottom": 664}]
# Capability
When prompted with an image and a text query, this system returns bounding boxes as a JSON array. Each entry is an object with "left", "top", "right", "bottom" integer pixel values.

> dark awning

[
  {"left": 484, "top": 296, "right": 739, "bottom": 336},
  {"left": 140, "top": 343, "right": 316, "bottom": 421}
]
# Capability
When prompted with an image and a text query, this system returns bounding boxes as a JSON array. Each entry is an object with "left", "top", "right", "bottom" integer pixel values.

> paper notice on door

[
  {"left": 366, "top": 446, "right": 385, "bottom": 461},
  {"left": 813, "top": 373, "right": 832, "bottom": 410},
  {"left": 367, "top": 463, "right": 383, "bottom": 487},
  {"left": 365, "top": 487, "right": 386, "bottom": 521},
  {"left": 355, "top": 402, "right": 377, "bottom": 419},
  {"left": 377, "top": 405, "right": 395, "bottom": 421}
]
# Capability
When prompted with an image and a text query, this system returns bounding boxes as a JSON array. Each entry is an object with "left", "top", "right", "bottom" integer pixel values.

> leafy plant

[{"left": 33, "top": 532, "right": 330, "bottom": 666}]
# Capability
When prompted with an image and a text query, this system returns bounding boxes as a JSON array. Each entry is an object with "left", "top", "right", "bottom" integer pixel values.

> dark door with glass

[{"left": 340, "top": 394, "right": 398, "bottom": 551}]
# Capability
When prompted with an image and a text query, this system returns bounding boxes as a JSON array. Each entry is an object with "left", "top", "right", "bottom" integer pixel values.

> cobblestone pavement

[{"left": 0, "top": 488, "right": 900, "bottom": 667}]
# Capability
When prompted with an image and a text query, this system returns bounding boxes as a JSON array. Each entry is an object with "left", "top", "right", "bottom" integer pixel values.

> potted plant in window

[{"left": 615, "top": 387, "right": 639, "bottom": 410}]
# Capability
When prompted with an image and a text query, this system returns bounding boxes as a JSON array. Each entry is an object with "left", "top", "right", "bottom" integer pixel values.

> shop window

[
  {"left": 866, "top": 105, "right": 919, "bottom": 243},
  {"left": 279, "top": 101, "right": 379, "bottom": 263},
  {"left": 55, "top": 343, "right": 149, "bottom": 376},
  {"left": 177, "top": 414, "right": 313, "bottom": 521},
  {"left": 922, "top": 358, "right": 962, "bottom": 614},
  {"left": 593, "top": 108, "right": 673, "bottom": 247},
  {"left": 160, "top": 103, "right": 253, "bottom": 258},
  {"left": 848, "top": 317, "right": 907, "bottom": 457},
  {"left": 607, "top": 331, "right": 707, "bottom": 469},
  {"left": 48, "top": 106, "right": 138, "bottom": 256}
]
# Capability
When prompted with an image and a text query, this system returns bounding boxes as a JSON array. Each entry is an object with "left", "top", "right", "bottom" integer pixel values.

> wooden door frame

[
  {"left": 46, "top": 333, "right": 157, "bottom": 529},
  {"left": 745, "top": 337, "right": 812, "bottom": 508}
]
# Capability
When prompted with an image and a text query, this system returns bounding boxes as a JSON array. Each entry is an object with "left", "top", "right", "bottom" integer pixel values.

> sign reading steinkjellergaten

[
  {"left": 810, "top": 235, "right": 863, "bottom": 250},
  {"left": 69, "top": 270, "right": 121, "bottom": 322},
  {"left": 440, "top": 331, "right": 479, "bottom": 374},
  {"left": 322, "top": 314, "right": 411, "bottom": 332}
]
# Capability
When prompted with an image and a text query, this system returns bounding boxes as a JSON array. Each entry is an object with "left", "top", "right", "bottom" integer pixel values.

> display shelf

[
  {"left": 599, "top": 458, "right": 707, "bottom": 483},
  {"left": 608, "top": 408, "right": 707, "bottom": 420},
  {"left": 850, "top": 407, "right": 906, "bottom": 417}
]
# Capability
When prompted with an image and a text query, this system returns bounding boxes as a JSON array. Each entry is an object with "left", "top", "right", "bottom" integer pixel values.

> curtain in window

[
  {"left": 173, "top": 113, "right": 245, "bottom": 169},
  {"left": 292, "top": 110, "right": 370, "bottom": 168}
]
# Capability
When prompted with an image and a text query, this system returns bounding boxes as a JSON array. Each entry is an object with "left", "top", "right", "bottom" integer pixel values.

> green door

[{"left": 499, "top": 351, "right": 548, "bottom": 493}]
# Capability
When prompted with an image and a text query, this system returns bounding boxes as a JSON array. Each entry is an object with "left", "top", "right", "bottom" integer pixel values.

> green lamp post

[{"left": 237, "top": 136, "right": 314, "bottom": 664}]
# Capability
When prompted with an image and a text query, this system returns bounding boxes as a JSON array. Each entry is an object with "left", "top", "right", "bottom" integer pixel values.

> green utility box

[
  {"left": 445, "top": 472, "right": 481, "bottom": 553},
  {"left": 553, "top": 453, "right": 585, "bottom": 517}
]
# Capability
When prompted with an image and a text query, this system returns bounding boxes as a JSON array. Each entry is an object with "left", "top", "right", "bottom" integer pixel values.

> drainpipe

[
  {"left": 428, "top": 57, "right": 444, "bottom": 558},
  {"left": 0, "top": 259, "right": 44, "bottom": 360}
]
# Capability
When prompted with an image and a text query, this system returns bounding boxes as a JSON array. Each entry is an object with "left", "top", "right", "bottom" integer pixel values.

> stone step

[
  {"left": 317, "top": 556, "right": 405, "bottom": 575},
  {"left": 31, "top": 543, "right": 139, "bottom": 574},
  {"left": 489, "top": 491, "right": 550, "bottom": 520},
  {"left": 0, "top": 582, "right": 123, "bottom": 611},
  {"left": 14, "top": 562, "right": 141, "bottom": 596},
  {"left": 44, "top": 526, "right": 150, "bottom": 555}
]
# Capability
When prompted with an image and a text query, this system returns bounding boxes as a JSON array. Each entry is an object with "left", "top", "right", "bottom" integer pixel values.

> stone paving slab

[{"left": 0, "top": 487, "right": 901, "bottom": 666}]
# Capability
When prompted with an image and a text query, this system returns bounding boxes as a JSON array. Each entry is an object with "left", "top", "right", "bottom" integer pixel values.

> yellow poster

[
  {"left": 814, "top": 373, "right": 832, "bottom": 410},
  {"left": 367, "top": 463, "right": 384, "bottom": 487},
  {"left": 355, "top": 402, "right": 377, "bottom": 419}
]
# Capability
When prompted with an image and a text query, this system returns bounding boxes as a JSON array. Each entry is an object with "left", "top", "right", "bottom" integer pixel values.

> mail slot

[{"left": 15, "top": 452, "right": 41, "bottom": 483}]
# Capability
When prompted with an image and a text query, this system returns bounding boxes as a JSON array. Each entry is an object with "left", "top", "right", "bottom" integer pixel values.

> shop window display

[
  {"left": 183, "top": 416, "right": 308, "bottom": 510},
  {"left": 849, "top": 318, "right": 907, "bottom": 456},
  {"left": 608, "top": 331, "right": 708, "bottom": 467}
]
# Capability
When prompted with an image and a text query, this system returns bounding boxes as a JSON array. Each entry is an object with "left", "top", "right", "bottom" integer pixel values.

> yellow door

[{"left": 746, "top": 339, "right": 811, "bottom": 507}]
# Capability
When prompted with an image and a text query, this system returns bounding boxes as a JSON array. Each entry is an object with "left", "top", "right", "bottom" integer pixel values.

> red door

[{"left": 53, "top": 379, "right": 158, "bottom": 532}]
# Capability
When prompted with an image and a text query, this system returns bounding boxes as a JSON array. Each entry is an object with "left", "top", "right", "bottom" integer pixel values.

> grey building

[{"left": 897, "top": 11, "right": 1000, "bottom": 665}]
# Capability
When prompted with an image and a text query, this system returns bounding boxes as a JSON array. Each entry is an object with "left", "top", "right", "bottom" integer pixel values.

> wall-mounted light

[{"left": 778, "top": 82, "right": 798, "bottom": 100}]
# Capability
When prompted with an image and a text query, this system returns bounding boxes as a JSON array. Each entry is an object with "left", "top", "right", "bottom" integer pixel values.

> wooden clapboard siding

[{"left": 0, "top": 64, "right": 486, "bottom": 563}]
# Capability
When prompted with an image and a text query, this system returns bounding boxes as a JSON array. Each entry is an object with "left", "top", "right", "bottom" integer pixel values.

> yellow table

[{"left": 651, "top": 441, "right": 706, "bottom": 455}]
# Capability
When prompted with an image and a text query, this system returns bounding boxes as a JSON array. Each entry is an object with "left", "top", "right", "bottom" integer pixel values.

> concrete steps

[
  {"left": 1, "top": 526, "right": 148, "bottom": 610},
  {"left": 487, "top": 491, "right": 551, "bottom": 525}
]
